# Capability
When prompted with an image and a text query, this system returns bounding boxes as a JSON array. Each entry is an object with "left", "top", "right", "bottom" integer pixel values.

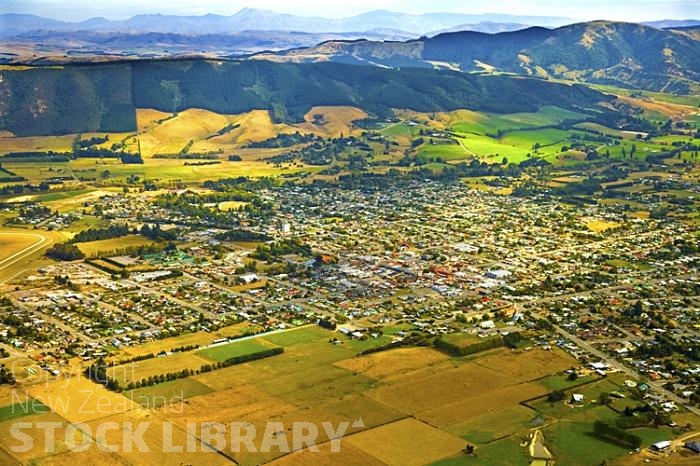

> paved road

[{"left": 523, "top": 297, "right": 700, "bottom": 417}]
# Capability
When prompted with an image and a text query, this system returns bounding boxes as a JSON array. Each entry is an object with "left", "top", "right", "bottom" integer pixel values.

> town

[{"left": 0, "top": 167, "right": 698, "bottom": 464}]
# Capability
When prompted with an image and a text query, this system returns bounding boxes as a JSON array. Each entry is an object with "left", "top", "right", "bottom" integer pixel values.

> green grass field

[
  {"left": 538, "top": 374, "right": 596, "bottom": 391},
  {"left": 543, "top": 418, "right": 629, "bottom": 466},
  {"left": 429, "top": 436, "right": 529, "bottom": 466},
  {"left": 195, "top": 338, "right": 277, "bottom": 362},
  {"left": 449, "top": 106, "right": 588, "bottom": 136},
  {"left": 454, "top": 134, "right": 529, "bottom": 162},
  {"left": 258, "top": 325, "right": 329, "bottom": 347},
  {"left": 0, "top": 400, "right": 51, "bottom": 423},
  {"left": 418, "top": 144, "right": 470, "bottom": 162}
]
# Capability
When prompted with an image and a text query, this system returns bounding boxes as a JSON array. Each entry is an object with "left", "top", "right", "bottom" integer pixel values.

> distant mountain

[
  {"left": 0, "top": 8, "right": 574, "bottom": 36},
  {"left": 2, "top": 30, "right": 418, "bottom": 58},
  {"left": 252, "top": 21, "right": 700, "bottom": 93},
  {"left": 643, "top": 19, "right": 700, "bottom": 29},
  {"left": 426, "top": 22, "right": 532, "bottom": 36},
  {"left": 0, "top": 13, "right": 67, "bottom": 35}
]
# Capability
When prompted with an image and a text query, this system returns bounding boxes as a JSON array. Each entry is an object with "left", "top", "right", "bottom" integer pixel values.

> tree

[
  {"left": 46, "top": 243, "right": 85, "bottom": 261},
  {"left": 599, "top": 392, "right": 611, "bottom": 405}
]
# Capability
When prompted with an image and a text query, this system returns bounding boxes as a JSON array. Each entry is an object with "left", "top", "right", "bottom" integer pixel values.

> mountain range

[
  {"left": 251, "top": 21, "right": 700, "bottom": 94},
  {"left": 0, "top": 9, "right": 581, "bottom": 36},
  {"left": 0, "top": 59, "right": 612, "bottom": 136}
]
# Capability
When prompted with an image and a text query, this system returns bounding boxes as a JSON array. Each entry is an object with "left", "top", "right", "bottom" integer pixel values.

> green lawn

[
  {"left": 259, "top": 325, "right": 330, "bottom": 347},
  {"left": 195, "top": 338, "right": 277, "bottom": 362},
  {"left": 538, "top": 374, "right": 596, "bottom": 391},
  {"left": 630, "top": 426, "right": 674, "bottom": 447}
]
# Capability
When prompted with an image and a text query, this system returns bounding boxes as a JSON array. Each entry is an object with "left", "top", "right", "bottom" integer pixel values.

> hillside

[
  {"left": 0, "top": 59, "right": 612, "bottom": 136},
  {"left": 253, "top": 21, "right": 700, "bottom": 93}
]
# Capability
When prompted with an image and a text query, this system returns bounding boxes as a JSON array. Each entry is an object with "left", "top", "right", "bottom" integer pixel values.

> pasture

[
  {"left": 0, "top": 411, "right": 72, "bottom": 464},
  {"left": 418, "top": 143, "right": 469, "bottom": 162},
  {"left": 108, "top": 351, "right": 212, "bottom": 384},
  {"left": 195, "top": 338, "right": 277, "bottom": 363},
  {"left": 25, "top": 374, "right": 135, "bottom": 423},
  {"left": 76, "top": 235, "right": 155, "bottom": 257},
  {"left": 0, "top": 134, "right": 75, "bottom": 155},
  {"left": 137, "top": 108, "right": 237, "bottom": 156},
  {"left": 297, "top": 106, "right": 367, "bottom": 137},
  {"left": 115, "top": 322, "right": 255, "bottom": 358},
  {"left": 345, "top": 418, "right": 466, "bottom": 466},
  {"left": 83, "top": 408, "right": 232, "bottom": 466},
  {"left": 125, "top": 377, "right": 213, "bottom": 407}
]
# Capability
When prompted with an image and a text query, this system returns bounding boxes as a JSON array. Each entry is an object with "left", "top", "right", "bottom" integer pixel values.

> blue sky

[{"left": 1, "top": 0, "right": 698, "bottom": 21}]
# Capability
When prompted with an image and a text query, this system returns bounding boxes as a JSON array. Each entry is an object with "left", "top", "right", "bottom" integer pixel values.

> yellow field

[
  {"left": 0, "top": 411, "right": 71, "bottom": 464},
  {"left": 42, "top": 189, "right": 119, "bottom": 214},
  {"left": 108, "top": 351, "right": 212, "bottom": 384},
  {"left": 65, "top": 156, "right": 318, "bottom": 182},
  {"left": 0, "top": 134, "right": 75, "bottom": 155},
  {"left": 24, "top": 375, "right": 135, "bottom": 424},
  {"left": 297, "top": 106, "right": 367, "bottom": 137},
  {"left": 193, "top": 109, "right": 297, "bottom": 154},
  {"left": 84, "top": 408, "right": 232, "bottom": 466},
  {"left": 0, "top": 232, "right": 42, "bottom": 259},
  {"left": 472, "top": 347, "right": 576, "bottom": 381},
  {"left": 617, "top": 95, "right": 699, "bottom": 119},
  {"left": 366, "top": 360, "right": 514, "bottom": 414},
  {"left": 0, "top": 230, "right": 56, "bottom": 284},
  {"left": 137, "top": 108, "right": 237, "bottom": 156},
  {"left": 136, "top": 108, "right": 172, "bottom": 133},
  {"left": 585, "top": 219, "right": 622, "bottom": 233},
  {"left": 36, "top": 447, "right": 129, "bottom": 466},
  {"left": 116, "top": 323, "right": 254, "bottom": 358},
  {"left": 269, "top": 441, "right": 385, "bottom": 466},
  {"left": 76, "top": 235, "right": 155, "bottom": 257},
  {"left": 417, "top": 382, "right": 549, "bottom": 427},
  {"left": 345, "top": 418, "right": 465, "bottom": 466},
  {"left": 334, "top": 346, "right": 450, "bottom": 381}
]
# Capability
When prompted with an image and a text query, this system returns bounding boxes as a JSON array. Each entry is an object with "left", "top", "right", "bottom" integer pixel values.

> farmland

[
  {"left": 0, "top": 89, "right": 698, "bottom": 466},
  {"left": 76, "top": 235, "right": 156, "bottom": 257}
]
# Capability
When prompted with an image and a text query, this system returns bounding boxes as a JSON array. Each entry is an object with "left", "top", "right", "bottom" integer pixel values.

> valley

[{"left": 0, "top": 4, "right": 699, "bottom": 465}]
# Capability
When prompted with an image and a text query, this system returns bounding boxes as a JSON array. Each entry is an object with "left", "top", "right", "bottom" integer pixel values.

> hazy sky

[{"left": 1, "top": 0, "right": 698, "bottom": 22}]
